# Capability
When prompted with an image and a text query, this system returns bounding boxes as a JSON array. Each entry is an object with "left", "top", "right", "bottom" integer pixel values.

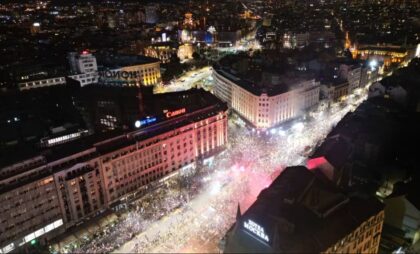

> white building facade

[
  {"left": 213, "top": 69, "right": 235, "bottom": 106},
  {"left": 68, "top": 52, "right": 98, "bottom": 74},
  {"left": 17, "top": 52, "right": 99, "bottom": 91},
  {"left": 213, "top": 68, "right": 320, "bottom": 129}
]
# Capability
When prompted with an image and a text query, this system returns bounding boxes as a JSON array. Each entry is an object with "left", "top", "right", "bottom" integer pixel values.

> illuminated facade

[
  {"left": 101, "top": 107, "right": 228, "bottom": 204},
  {"left": 231, "top": 79, "right": 319, "bottom": 129},
  {"left": 177, "top": 43, "right": 194, "bottom": 60},
  {"left": 0, "top": 175, "right": 64, "bottom": 253},
  {"left": 323, "top": 211, "right": 384, "bottom": 254},
  {"left": 144, "top": 43, "right": 177, "bottom": 64},
  {"left": 213, "top": 68, "right": 234, "bottom": 105},
  {"left": 98, "top": 54, "right": 162, "bottom": 86},
  {"left": 100, "top": 62, "right": 161, "bottom": 86},
  {"left": 355, "top": 46, "right": 408, "bottom": 68},
  {"left": 0, "top": 90, "right": 227, "bottom": 253},
  {"left": 213, "top": 68, "right": 320, "bottom": 129},
  {"left": 324, "top": 81, "right": 350, "bottom": 102},
  {"left": 183, "top": 12, "right": 195, "bottom": 29},
  {"left": 53, "top": 159, "right": 105, "bottom": 226}
]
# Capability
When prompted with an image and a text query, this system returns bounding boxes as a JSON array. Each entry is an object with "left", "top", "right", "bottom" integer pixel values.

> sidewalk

[{"left": 49, "top": 212, "right": 118, "bottom": 253}]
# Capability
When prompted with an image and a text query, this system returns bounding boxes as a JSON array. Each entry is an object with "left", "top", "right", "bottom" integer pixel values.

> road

[
  {"left": 154, "top": 67, "right": 213, "bottom": 94},
  {"left": 113, "top": 87, "right": 369, "bottom": 253},
  {"left": 53, "top": 28, "right": 380, "bottom": 254},
  {"left": 154, "top": 31, "right": 260, "bottom": 94},
  {"left": 55, "top": 75, "right": 371, "bottom": 254}
]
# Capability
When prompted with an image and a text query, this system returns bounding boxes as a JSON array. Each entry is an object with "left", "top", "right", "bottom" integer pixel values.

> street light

[{"left": 369, "top": 59, "right": 378, "bottom": 70}]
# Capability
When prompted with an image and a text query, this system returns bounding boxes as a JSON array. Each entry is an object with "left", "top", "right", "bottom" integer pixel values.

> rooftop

[
  {"left": 213, "top": 65, "right": 316, "bottom": 96},
  {"left": 358, "top": 46, "right": 408, "bottom": 53},
  {"left": 0, "top": 88, "right": 227, "bottom": 193},
  {"left": 7, "top": 60, "right": 68, "bottom": 83},
  {"left": 97, "top": 53, "right": 160, "bottom": 70},
  {"left": 224, "top": 166, "right": 384, "bottom": 253},
  {"left": 0, "top": 84, "right": 86, "bottom": 150}
]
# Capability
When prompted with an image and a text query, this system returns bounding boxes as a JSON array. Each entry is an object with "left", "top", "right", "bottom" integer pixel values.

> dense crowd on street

[{"left": 54, "top": 88, "right": 367, "bottom": 253}]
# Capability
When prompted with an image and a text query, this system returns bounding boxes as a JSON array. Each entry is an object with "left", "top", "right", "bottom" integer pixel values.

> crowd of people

[{"left": 54, "top": 88, "right": 368, "bottom": 253}]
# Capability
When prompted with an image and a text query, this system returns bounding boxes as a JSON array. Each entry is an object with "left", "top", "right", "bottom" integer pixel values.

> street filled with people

[{"left": 51, "top": 82, "right": 368, "bottom": 253}]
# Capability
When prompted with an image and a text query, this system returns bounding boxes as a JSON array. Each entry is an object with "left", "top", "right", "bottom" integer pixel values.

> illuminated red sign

[
  {"left": 307, "top": 156, "right": 328, "bottom": 170},
  {"left": 165, "top": 108, "right": 186, "bottom": 118}
]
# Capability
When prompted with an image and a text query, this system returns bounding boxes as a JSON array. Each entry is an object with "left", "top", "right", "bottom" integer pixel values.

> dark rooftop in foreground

[{"left": 223, "top": 166, "right": 384, "bottom": 253}]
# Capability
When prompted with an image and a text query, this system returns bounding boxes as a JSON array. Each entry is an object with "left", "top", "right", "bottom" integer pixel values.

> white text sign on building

[{"left": 243, "top": 219, "right": 269, "bottom": 242}]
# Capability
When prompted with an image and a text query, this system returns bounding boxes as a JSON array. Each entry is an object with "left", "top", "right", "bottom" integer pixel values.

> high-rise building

[{"left": 221, "top": 166, "right": 385, "bottom": 253}]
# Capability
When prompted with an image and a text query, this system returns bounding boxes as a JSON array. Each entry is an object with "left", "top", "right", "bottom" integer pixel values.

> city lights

[
  {"left": 369, "top": 59, "right": 378, "bottom": 70},
  {"left": 0, "top": 0, "right": 417, "bottom": 253},
  {"left": 292, "top": 122, "right": 304, "bottom": 132},
  {"left": 210, "top": 181, "right": 222, "bottom": 195},
  {"left": 99, "top": 88, "right": 368, "bottom": 254}
]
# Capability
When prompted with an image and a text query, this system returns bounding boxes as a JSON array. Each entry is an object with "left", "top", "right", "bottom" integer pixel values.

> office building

[
  {"left": 0, "top": 89, "right": 227, "bottom": 253},
  {"left": 213, "top": 67, "right": 320, "bottom": 129}
]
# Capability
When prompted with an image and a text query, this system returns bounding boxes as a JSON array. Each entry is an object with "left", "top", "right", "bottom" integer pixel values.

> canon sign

[
  {"left": 165, "top": 108, "right": 186, "bottom": 118},
  {"left": 99, "top": 70, "right": 141, "bottom": 80}
]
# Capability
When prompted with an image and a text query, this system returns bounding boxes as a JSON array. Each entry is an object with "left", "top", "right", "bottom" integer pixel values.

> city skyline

[{"left": 0, "top": 0, "right": 419, "bottom": 253}]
